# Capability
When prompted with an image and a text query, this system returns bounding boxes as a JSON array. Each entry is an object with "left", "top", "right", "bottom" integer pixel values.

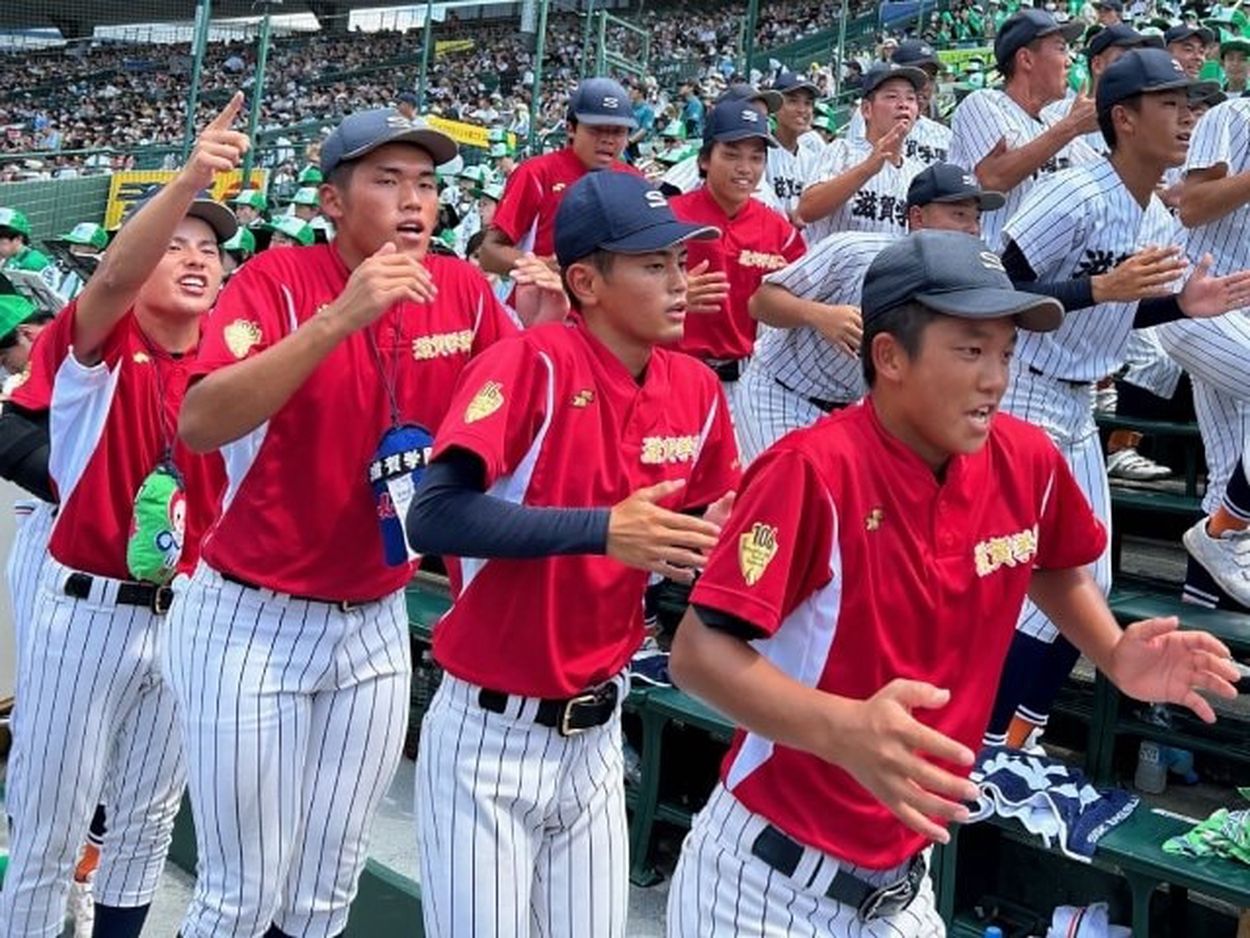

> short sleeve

[
  {"left": 468, "top": 274, "right": 521, "bottom": 353},
  {"left": 1185, "top": 102, "right": 1241, "bottom": 175},
  {"left": 950, "top": 91, "right": 1007, "bottom": 177},
  {"left": 431, "top": 337, "right": 551, "bottom": 487},
  {"left": 1003, "top": 173, "right": 1089, "bottom": 274},
  {"left": 1033, "top": 438, "right": 1108, "bottom": 570},
  {"left": 780, "top": 222, "right": 807, "bottom": 264},
  {"left": 689, "top": 447, "right": 835, "bottom": 637},
  {"left": 681, "top": 381, "right": 741, "bottom": 511},
  {"left": 10, "top": 303, "right": 75, "bottom": 412},
  {"left": 193, "top": 261, "right": 295, "bottom": 379},
  {"left": 491, "top": 161, "right": 544, "bottom": 246},
  {"left": 805, "top": 139, "right": 852, "bottom": 188}
]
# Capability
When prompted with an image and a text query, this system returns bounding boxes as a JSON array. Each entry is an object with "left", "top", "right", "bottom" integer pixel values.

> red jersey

[
  {"left": 11, "top": 303, "right": 226, "bottom": 580},
  {"left": 690, "top": 399, "right": 1105, "bottom": 869},
  {"left": 669, "top": 188, "right": 804, "bottom": 361},
  {"left": 430, "top": 318, "right": 740, "bottom": 698},
  {"left": 491, "top": 148, "right": 641, "bottom": 257},
  {"left": 192, "top": 244, "right": 518, "bottom": 602}
]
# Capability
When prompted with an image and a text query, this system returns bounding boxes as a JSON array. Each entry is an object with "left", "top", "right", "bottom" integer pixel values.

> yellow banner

[
  {"left": 435, "top": 39, "right": 475, "bottom": 55},
  {"left": 104, "top": 169, "right": 269, "bottom": 229},
  {"left": 937, "top": 46, "right": 992, "bottom": 70},
  {"left": 423, "top": 115, "right": 515, "bottom": 151}
]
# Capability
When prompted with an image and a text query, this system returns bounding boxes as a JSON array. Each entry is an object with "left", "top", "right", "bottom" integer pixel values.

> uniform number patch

[
  {"left": 464, "top": 380, "right": 505, "bottom": 423},
  {"left": 739, "top": 522, "right": 779, "bottom": 587}
]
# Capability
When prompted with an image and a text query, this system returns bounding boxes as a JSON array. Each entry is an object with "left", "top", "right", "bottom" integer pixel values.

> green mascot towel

[{"left": 126, "top": 461, "right": 186, "bottom": 584}]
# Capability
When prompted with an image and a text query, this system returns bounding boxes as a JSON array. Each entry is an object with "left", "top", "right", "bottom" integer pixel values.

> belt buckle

[
  {"left": 856, "top": 856, "right": 924, "bottom": 923},
  {"left": 151, "top": 587, "right": 172, "bottom": 616},
  {"left": 558, "top": 692, "right": 597, "bottom": 737}
]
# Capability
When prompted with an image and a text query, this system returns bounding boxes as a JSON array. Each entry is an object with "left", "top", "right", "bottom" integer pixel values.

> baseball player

[
  {"left": 669, "top": 101, "right": 805, "bottom": 400},
  {"left": 796, "top": 63, "right": 928, "bottom": 245},
  {"left": 1167, "top": 23, "right": 1216, "bottom": 79},
  {"left": 480, "top": 77, "right": 640, "bottom": 278},
  {"left": 948, "top": 8, "right": 1099, "bottom": 252},
  {"left": 664, "top": 229, "right": 1239, "bottom": 937},
  {"left": 984, "top": 49, "right": 1250, "bottom": 750},
  {"left": 406, "top": 170, "right": 739, "bottom": 938},
  {"left": 846, "top": 40, "right": 954, "bottom": 167},
  {"left": 736, "top": 162, "right": 1003, "bottom": 463},
  {"left": 0, "top": 97, "right": 243, "bottom": 938},
  {"left": 168, "top": 108, "right": 562, "bottom": 938},
  {"left": 765, "top": 72, "right": 825, "bottom": 218}
]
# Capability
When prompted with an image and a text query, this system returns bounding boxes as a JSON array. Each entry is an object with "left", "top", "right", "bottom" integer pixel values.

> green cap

[
  {"left": 659, "top": 118, "right": 686, "bottom": 139},
  {"left": 481, "top": 182, "right": 505, "bottom": 202},
  {"left": 267, "top": 215, "right": 314, "bottom": 246},
  {"left": 222, "top": 226, "right": 256, "bottom": 255},
  {"left": 291, "top": 187, "right": 320, "bottom": 207},
  {"left": 0, "top": 208, "right": 32, "bottom": 239},
  {"left": 59, "top": 222, "right": 109, "bottom": 251},
  {"left": 233, "top": 189, "right": 268, "bottom": 211},
  {"left": 298, "top": 165, "right": 324, "bottom": 185},
  {"left": 1221, "top": 29, "right": 1250, "bottom": 54},
  {"left": 489, "top": 142, "right": 509, "bottom": 158},
  {"left": 0, "top": 293, "right": 37, "bottom": 340}
]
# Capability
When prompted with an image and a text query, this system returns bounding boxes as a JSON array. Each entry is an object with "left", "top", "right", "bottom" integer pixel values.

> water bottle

[
  {"left": 1134, "top": 740, "right": 1167, "bottom": 794},
  {"left": 983, "top": 927, "right": 1003, "bottom": 938}
]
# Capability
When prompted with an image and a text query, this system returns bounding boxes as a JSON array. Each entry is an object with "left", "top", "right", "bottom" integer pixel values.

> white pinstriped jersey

[
  {"left": 659, "top": 153, "right": 785, "bottom": 211},
  {"left": 1185, "top": 97, "right": 1250, "bottom": 276},
  {"left": 1004, "top": 159, "right": 1181, "bottom": 382},
  {"left": 753, "top": 231, "right": 894, "bottom": 401},
  {"left": 1041, "top": 94, "right": 1110, "bottom": 158},
  {"left": 801, "top": 137, "right": 923, "bottom": 244},
  {"left": 845, "top": 111, "right": 954, "bottom": 166},
  {"left": 765, "top": 137, "right": 823, "bottom": 212},
  {"left": 950, "top": 89, "right": 1102, "bottom": 251}
]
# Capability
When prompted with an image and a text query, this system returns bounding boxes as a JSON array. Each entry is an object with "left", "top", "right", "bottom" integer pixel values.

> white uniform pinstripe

[
  {"left": 1121, "top": 328, "right": 1183, "bottom": 399},
  {"left": 846, "top": 111, "right": 954, "bottom": 166},
  {"left": 735, "top": 232, "right": 891, "bottom": 462},
  {"left": 162, "top": 564, "right": 411, "bottom": 938},
  {"left": 1041, "top": 94, "right": 1111, "bottom": 159},
  {"left": 765, "top": 140, "right": 822, "bottom": 215},
  {"left": 801, "top": 138, "right": 923, "bottom": 245},
  {"left": 415, "top": 674, "right": 629, "bottom": 938},
  {"left": 667, "top": 785, "right": 942, "bottom": 938},
  {"left": 1, "top": 560, "right": 186, "bottom": 938},
  {"left": 949, "top": 89, "right": 1101, "bottom": 251},
  {"left": 1002, "top": 160, "right": 1178, "bottom": 641}
]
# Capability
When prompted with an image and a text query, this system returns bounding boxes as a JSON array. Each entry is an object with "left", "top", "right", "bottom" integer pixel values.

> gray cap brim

[
  {"left": 340, "top": 125, "right": 458, "bottom": 167},
  {"left": 573, "top": 111, "right": 639, "bottom": 128},
  {"left": 929, "top": 188, "right": 1007, "bottom": 211},
  {"left": 917, "top": 288, "right": 1064, "bottom": 332},
  {"left": 186, "top": 199, "right": 238, "bottom": 243},
  {"left": 753, "top": 89, "right": 784, "bottom": 112}
]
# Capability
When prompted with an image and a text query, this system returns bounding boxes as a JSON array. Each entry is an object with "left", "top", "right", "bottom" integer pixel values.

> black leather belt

[
  {"left": 774, "top": 377, "right": 848, "bottom": 414},
  {"left": 706, "top": 358, "right": 743, "bottom": 382},
  {"left": 64, "top": 572, "right": 173, "bottom": 615},
  {"left": 478, "top": 680, "right": 619, "bottom": 737},
  {"left": 219, "top": 571, "right": 383, "bottom": 613},
  {"left": 1027, "top": 364, "right": 1088, "bottom": 389},
  {"left": 750, "top": 824, "right": 926, "bottom": 922}
]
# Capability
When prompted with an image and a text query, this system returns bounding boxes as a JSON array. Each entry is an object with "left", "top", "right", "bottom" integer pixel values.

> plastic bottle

[
  {"left": 1134, "top": 740, "right": 1167, "bottom": 794},
  {"left": 983, "top": 927, "right": 1003, "bottom": 938}
]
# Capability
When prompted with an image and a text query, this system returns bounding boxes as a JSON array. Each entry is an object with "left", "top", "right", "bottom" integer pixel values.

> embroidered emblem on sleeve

[{"left": 739, "top": 522, "right": 779, "bottom": 586}]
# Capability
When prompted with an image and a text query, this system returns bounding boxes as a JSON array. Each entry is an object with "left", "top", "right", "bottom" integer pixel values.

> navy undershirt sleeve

[
  {"left": 406, "top": 447, "right": 610, "bottom": 558},
  {"left": 1002, "top": 239, "right": 1096, "bottom": 312}
]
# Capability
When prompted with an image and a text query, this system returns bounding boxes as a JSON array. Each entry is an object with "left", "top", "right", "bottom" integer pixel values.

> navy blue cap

[
  {"left": 397, "top": 91, "right": 419, "bottom": 106},
  {"left": 716, "top": 83, "right": 783, "bottom": 112},
  {"left": 905, "top": 162, "right": 1005, "bottom": 211},
  {"left": 1165, "top": 23, "right": 1215, "bottom": 44},
  {"left": 566, "top": 77, "right": 637, "bottom": 128},
  {"left": 702, "top": 99, "right": 779, "bottom": 146},
  {"left": 994, "top": 10, "right": 1084, "bottom": 68},
  {"left": 861, "top": 63, "right": 930, "bottom": 95},
  {"left": 321, "top": 108, "right": 457, "bottom": 176},
  {"left": 1086, "top": 23, "right": 1153, "bottom": 58},
  {"left": 772, "top": 71, "right": 820, "bottom": 97},
  {"left": 554, "top": 173, "right": 718, "bottom": 269},
  {"left": 892, "top": 39, "right": 941, "bottom": 69},
  {"left": 1096, "top": 47, "right": 1219, "bottom": 113},
  {"left": 1095, "top": 0, "right": 1124, "bottom": 11},
  {"left": 861, "top": 231, "right": 1063, "bottom": 331}
]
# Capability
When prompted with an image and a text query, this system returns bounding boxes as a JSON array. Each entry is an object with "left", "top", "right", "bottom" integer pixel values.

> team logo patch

[
  {"left": 464, "top": 380, "right": 504, "bottom": 423},
  {"left": 132, "top": 351, "right": 150, "bottom": 365},
  {"left": 974, "top": 525, "right": 1038, "bottom": 577},
  {"left": 223, "top": 319, "right": 263, "bottom": 359},
  {"left": 738, "top": 249, "right": 788, "bottom": 271},
  {"left": 739, "top": 522, "right": 779, "bottom": 586},
  {"left": 570, "top": 389, "right": 595, "bottom": 408},
  {"left": 865, "top": 508, "right": 884, "bottom": 531},
  {"left": 412, "top": 329, "right": 473, "bottom": 360},
  {"left": 553, "top": 182, "right": 567, "bottom": 193}
]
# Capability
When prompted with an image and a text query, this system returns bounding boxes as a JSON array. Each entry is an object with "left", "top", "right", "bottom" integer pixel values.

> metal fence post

[
  {"left": 742, "top": 0, "right": 759, "bottom": 78},
  {"left": 417, "top": 0, "right": 436, "bottom": 109},
  {"left": 527, "top": 0, "right": 550, "bottom": 153},
  {"left": 182, "top": 0, "right": 212, "bottom": 161},
  {"left": 241, "top": 1, "right": 276, "bottom": 187}
]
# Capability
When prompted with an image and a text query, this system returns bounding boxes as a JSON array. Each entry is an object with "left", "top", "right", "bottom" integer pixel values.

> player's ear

[
  {"left": 318, "top": 181, "right": 345, "bottom": 223},
  {"left": 564, "top": 260, "right": 600, "bottom": 309},
  {"left": 906, "top": 204, "right": 925, "bottom": 231},
  {"left": 871, "top": 332, "right": 909, "bottom": 385}
]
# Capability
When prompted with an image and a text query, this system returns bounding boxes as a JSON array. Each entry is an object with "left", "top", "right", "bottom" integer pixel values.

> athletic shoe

[
  {"left": 1183, "top": 519, "right": 1250, "bottom": 609},
  {"left": 68, "top": 879, "right": 94, "bottom": 938},
  {"left": 1107, "top": 447, "right": 1172, "bottom": 481},
  {"left": 630, "top": 652, "right": 672, "bottom": 688},
  {"left": 1095, "top": 384, "right": 1117, "bottom": 414}
]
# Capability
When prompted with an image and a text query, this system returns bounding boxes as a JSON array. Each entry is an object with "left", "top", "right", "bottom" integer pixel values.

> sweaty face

[
  {"left": 133, "top": 216, "right": 224, "bottom": 320},
  {"left": 880, "top": 314, "right": 1016, "bottom": 468},
  {"left": 777, "top": 89, "right": 815, "bottom": 136},
  {"left": 571, "top": 122, "right": 630, "bottom": 170},
  {"left": 703, "top": 138, "right": 767, "bottom": 210},
  {"left": 864, "top": 79, "right": 919, "bottom": 136},
  {"left": 575, "top": 248, "right": 690, "bottom": 348},
  {"left": 321, "top": 142, "right": 440, "bottom": 261},
  {"left": 913, "top": 199, "right": 982, "bottom": 236},
  {"left": 1168, "top": 37, "right": 1206, "bottom": 78}
]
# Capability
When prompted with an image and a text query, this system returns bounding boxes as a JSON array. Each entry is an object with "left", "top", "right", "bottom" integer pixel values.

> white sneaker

[
  {"left": 1183, "top": 519, "right": 1250, "bottom": 608},
  {"left": 68, "top": 879, "right": 94, "bottom": 938},
  {"left": 1107, "top": 448, "right": 1172, "bottom": 481},
  {"left": 1095, "top": 385, "right": 1118, "bottom": 414}
]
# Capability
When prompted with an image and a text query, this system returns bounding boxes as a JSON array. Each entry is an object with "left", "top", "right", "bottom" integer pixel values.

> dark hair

[
  {"left": 696, "top": 140, "right": 714, "bottom": 179},
  {"left": 325, "top": 159, "right": 356, "bottom": 190},
  {"left": 1098, "top": 93, "right": 1140, "bottom": 150},
  {"left": 561, "top": 249, "right": 615, "bottom": 311},
  {"left": 862, "top": 300, "right": 941, "bottom": 386},
  {"left": 466, "top": 229, "right": 487, "bottom": 258}
]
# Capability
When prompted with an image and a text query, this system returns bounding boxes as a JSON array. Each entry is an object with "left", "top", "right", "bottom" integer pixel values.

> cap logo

[
  {"left": 979, "top": 250, "right": 1006, "bottom": 272},
  {"left": 643, "top": 190, "right": 668, "bottom": 209},
  {"left": 386, "top": 115, "right": 424, "bottom": 131},
  {"left": 1171, "top": 57, "right": 1184, "bottom": 73},
  {"left": 741, "top": 109, "right": 760, "bottom": 123},
  {"left": 602, "top": 96, "right": 620, "bottom": 109},
  {"left": 962, "top": 173, "right": 978, "bottom": 186}
]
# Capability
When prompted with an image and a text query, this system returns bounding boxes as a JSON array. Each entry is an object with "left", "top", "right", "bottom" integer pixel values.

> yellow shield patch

[
  {"left": 464, "top": 380, "right": 504, "bottom": 423},
  {"left": 223, "top": 319, "right": 263, "bottom": 360},
  {"left": 738, "top": 522, "right": 779, "bottom": 587}
]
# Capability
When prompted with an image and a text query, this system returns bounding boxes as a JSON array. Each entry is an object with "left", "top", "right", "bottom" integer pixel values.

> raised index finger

[{"left": 208, "top": 92, "right": 245, "bottom": 132}]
